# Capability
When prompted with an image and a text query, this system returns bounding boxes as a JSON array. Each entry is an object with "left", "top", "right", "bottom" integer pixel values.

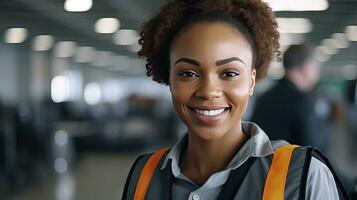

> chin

[{"left": 188, "top": 125, "right": 229, "bottom": 141}]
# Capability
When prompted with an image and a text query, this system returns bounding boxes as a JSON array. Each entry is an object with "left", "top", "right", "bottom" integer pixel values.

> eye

[
  {"left": 178, "top": 71, "right": 199, "bottom": 78},
  {"left": 221, "top": 71, "right": 239, "bottom": 78}
]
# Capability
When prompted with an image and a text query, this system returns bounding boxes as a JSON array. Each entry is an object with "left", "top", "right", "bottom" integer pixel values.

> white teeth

[{"left": 193, "top": 108, "right": 226, "bottom": 116}]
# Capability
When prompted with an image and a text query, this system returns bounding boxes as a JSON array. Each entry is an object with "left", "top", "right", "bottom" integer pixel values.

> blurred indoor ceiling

[{"left": 0, "top": 0, "right": 357, "bottom": 78}]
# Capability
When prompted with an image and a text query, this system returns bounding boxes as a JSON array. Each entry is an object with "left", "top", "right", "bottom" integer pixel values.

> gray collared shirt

[{"left": 160, "top": 121, "right": 339, "bottom": 200}]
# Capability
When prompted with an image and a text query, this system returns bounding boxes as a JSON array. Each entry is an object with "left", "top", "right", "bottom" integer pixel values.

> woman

[{"left": 122, "top": 0, "right": 349, "bottom": 199}]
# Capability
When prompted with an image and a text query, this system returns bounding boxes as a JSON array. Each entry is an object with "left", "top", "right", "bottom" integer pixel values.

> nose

[{"left": 194, "top": 75, "right": 222, "bottom": 100}]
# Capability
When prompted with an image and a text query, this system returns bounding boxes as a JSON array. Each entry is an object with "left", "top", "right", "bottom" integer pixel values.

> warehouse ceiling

[{"left": 0, "top": 0, "right": 357, "bottom": 78}]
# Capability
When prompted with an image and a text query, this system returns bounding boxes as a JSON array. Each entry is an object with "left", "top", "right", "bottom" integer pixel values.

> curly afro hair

[{"left": 138, "top": 0, "right": 280, "bottom": 85}]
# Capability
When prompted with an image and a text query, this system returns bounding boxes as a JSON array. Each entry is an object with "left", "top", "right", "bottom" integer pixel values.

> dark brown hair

[
  {"left": 138, "top": 0, "right": 280, "bottom": 84},
  {"left": 283, "top": 44, "right": 315, "bottom": 70}
]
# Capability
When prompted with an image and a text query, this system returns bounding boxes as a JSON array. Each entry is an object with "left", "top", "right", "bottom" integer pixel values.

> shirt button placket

[{"left": 192, "top": 194, "right": 200, "bottom": 200}]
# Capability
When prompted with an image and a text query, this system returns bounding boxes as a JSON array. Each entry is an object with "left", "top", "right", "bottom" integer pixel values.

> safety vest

[{"left": 122, "top": 145, "right": 350, "bottom": 200}]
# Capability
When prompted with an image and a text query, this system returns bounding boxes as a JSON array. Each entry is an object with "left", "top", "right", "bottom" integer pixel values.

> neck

[{"left": 181, "top": 123, "right": 247, "bottom": 185}]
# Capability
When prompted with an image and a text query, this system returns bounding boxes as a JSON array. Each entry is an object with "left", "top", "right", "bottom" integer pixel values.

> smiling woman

[{"left": 121, "top": 0, "right": 350, "bottom": 200}]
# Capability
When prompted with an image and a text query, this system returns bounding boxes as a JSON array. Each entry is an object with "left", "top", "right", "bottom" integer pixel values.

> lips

[{"left": 188, "top": 106, "right": 230, "bottom": 125}]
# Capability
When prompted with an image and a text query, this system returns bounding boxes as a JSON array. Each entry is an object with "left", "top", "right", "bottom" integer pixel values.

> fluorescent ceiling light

[
  {"left": 264, "top": 0, "right": 329, "bottom": 11},
  {"left": 279, "top": 33, "right": 305, "bottom": 46},
  {"left": 331, "top": 33, "right": 350, "bottom": 49},
  {"left": 54, "top": 41, "right": 77, "bottom": 58},
  {"left": 32, "top": 35, "right": 54, "bottom": 51},
  {"left": 345, "top": 26, "right": 357, "bottom": 41},
  {"left": 129, "top": 37, "right": 141, "bottom": 53},
  {"left": 277, "top": 18, "right": 313, "bottom": 34},
  {"left": 4, "top": 28, "right": 28, "bottom": 44},
  {"left": 321, "top": 38, "right": 339, "bottom": 50},
  {"left": 64, "top": 0, "right": 92, "bottom": 12},
  {"left": 113, "top": 29, "right": 138, "bottom": 45},
  {"left": 317, "top": 45, "right": 338, "bottom": 55},
  {"left": 95, "top": 18, "right": 120, "bottom": 34},
  {"left": 75, "top": 46, "right": 95, "bottom": 63}
]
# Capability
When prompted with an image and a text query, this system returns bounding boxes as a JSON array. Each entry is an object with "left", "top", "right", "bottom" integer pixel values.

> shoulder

[
  {"left": 121, "top": 153, "right": 153, "bottom": 200},
  {"left": 305, "top": 156, "right": 340, "bottom": 199}
]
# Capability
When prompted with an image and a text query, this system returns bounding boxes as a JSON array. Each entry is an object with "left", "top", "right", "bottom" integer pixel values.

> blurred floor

[{"left": 5, "top": 153, "right": 138, "bottom": 200}]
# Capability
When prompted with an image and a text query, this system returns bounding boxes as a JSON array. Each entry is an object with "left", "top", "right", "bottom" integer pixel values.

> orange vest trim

[
  {"left": 132, "top": 145, "right": 299, "bottom": 200},
  {"left": 262, "top": 144, "right": 299, "bottom": 200},
  {"left": 133, "top": 147, "right": 170, "bottom": 200}
]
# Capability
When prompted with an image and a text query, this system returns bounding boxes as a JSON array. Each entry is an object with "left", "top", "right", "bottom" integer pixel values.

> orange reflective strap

[
  {"left": 262, "top": 145, "right": 299, "bottom": 200},
  {"left": 133, "top": 147, "right": 170, "bottom": 200}
]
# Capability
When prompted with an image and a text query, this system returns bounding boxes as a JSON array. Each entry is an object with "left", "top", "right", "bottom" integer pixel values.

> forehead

[{"left": 170, "top": 22, "right": 253, "bottom": 66}]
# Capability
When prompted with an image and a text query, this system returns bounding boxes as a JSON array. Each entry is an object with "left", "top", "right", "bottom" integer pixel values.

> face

[
  {"left": 169, "top": 22, "right": 256, "bottom": 141},
  {"left": 301, "top": 55, "right": 321, "bottom": 90}
]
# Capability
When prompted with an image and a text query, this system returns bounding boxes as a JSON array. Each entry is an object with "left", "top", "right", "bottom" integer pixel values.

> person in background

[{"left": 251, "top": 44, "right": 332, "bottom": 153}]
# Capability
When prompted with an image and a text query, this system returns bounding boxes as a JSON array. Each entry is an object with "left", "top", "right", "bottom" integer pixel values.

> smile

[
  {"left": 188, "top": 106, "right": 230, "bottom": 125},
  {"left": 193, "top": 108, "right": 226, "bottom": 116}
]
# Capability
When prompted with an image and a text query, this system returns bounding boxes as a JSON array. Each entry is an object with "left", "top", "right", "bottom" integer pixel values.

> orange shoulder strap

[
  {"left": 262, "top": 144, "right": 299, "bottom": 200},
  {"left": 133, "top": 147, "right": 170, "bottom": 200}
]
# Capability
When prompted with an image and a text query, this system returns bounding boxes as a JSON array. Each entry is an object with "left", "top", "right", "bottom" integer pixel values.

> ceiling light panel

[
  {"left": 64, "top": 0, "right": 92, "bottom": 12},
  {"left": 264, "top": 0, "right": 328, "bottom": 11},
  {"left": 95, "top": 18, "right": 120, "bottom": 34},
  {"left": 277, "top": 18, "right": 313, "bottom": 34},
  {"left": 4, "top": 28, "right": 28, "bottom": 44}
]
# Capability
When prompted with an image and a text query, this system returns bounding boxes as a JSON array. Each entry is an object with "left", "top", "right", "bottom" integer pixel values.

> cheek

[
  {"left": 170, "top": 79, "right": 193, "bottom": 107},
  {"left": 225, "top": 80, "right": 251, "bottom": 110}
]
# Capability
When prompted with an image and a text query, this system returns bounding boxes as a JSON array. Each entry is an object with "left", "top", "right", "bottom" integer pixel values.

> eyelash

[
  {"left": 178, "top": 71, "right": 199, "bottom": 78},
  {"left": 178, "top": 70, "right": 240, "bottom": 79}
]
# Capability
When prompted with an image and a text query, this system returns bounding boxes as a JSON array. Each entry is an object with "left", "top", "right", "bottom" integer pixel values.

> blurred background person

[{"left": 251, "top": 44, "right": 331, "bottom": 153}]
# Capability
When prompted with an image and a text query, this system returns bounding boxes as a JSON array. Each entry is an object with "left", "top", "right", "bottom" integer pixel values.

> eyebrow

[
  {"left": 216, "top": 57, "right": 246, "bottom": 66},
  {"left": 174, "top": 57, "right": 246, "bottom": 66}
]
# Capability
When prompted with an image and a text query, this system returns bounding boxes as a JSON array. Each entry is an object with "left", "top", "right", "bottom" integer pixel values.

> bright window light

[
  {"left": 113, "top": 29, "right": 138, "bottom": 45},
  {"left": 102, "top": 80, "right": 125, "bottom": 103},
  {"left": 84, "top": 83, "right": 101, "bottom": 105},
  {"left": 75, "top": 46, "right": 95, "bottom": 63},
  {"left": 4, "top": 28, "right": 28, "bottom": 44},
  {"left": 345, "top": 26, "right": 357, "bottom": 41},
  {"left": 264, "top": 0, "right": 328, "bottom": 11},
  {"left": 64, "top": 0, "right": 92, "bottom": 12},
  {"left": 95, "top": 18, "right": 120, "bottom": 34},
  {"left": 51, "top": 76, "right": 70, "bottom": 103},
  {"left": 32, "top": 35, "right": 54, "bottom": 51},
  {"left": 331, "top": 33, "right": 350, "bottom": 49},
  {"left": 277, "top": 18, "right": 313, "bottom": 34},
  {"left": 54, "top": 41, "right": 77, "bottom": 58}
]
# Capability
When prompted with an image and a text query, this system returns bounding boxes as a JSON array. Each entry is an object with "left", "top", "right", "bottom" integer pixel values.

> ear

[{"left": 249, "top": 69, "right": 256, "bottom": 96}]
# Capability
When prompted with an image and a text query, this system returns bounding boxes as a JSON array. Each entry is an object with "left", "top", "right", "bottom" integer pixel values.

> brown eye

[
  {"left": 179, "top": 71, "right": 199, "bottom": 78},
  {"left": 221, "top": 71, "right": 239, "bottom": 78}
]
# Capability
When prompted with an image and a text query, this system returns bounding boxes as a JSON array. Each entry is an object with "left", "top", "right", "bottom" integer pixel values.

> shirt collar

[{"left": 160, "top": 121, "right": 273, "bottom": 172}]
